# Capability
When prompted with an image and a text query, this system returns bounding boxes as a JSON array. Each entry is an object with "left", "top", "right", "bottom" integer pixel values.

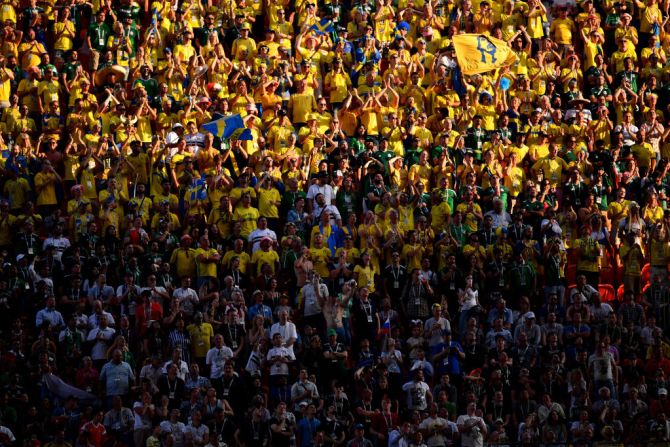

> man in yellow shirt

[
  {"left": 221, "top": 238, "right": 251, "bottom": 275},
  {"left": 550, "top": 8, "right": 576, "bottom": 50},
  {"left": 195, "top": 235, "right": 221, "bottom": 287},
  {"left": 34, "top": 160, "right": 62, "bottom": 215},
  {"left": 187, "top": 312, "right": 214, "bottom": 365},
  {"left": 36, "top": 67, "right": 60, "bottom": 114},
  {"left": 169, "top": 234, "right": 197, "bottom": 279},
  {"left": 231, "top": 22, "right": 257, "bottom": 62},
  {"left": 574, "top": 225, "right": 601, "bottom": 286},
  {"left": 531, "top": 144, "right": 570, "bottom": 187},
  {"left": 310, "top": 233, "right": 332, "bottom": 278},
  {"left": 630, "top": 128, "right": 656, "bottom": 176},
  {"left": 250, "top": 237, "right": 280, "bottom": 276},
  {"left": 287, "top": 80, "right": 316, "bottom": 127},
  {"left": 232, "top": 193, "right": 260, "bottom": 239}
]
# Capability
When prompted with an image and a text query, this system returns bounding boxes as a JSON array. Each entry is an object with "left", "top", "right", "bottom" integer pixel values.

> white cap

[{"left": 524, "top": 311, "right": 535, "bottom": 319}]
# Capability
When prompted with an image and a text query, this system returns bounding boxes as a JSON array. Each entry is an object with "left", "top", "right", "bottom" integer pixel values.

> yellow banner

[{"left": 452, "top": 34, "right": 519, "bottom": 76}]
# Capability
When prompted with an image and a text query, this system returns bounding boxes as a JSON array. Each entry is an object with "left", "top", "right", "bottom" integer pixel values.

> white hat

[
  {"left": 524, "top": 311, "right": 535, "bottom": 319},
  {"left": 660, "top": 388, "right": 668, "bottom": 396}
]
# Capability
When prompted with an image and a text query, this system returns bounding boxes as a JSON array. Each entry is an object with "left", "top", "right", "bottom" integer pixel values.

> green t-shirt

[{"left": 88, "top": 22, "right": 111, "bottom": 51}]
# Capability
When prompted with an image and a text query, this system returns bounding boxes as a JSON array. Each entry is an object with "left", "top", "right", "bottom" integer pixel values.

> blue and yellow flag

[
  {"left": 201, "top": 114, "right": 253, "bottom": 140},
  {"left": 310, "top": 18, "right": 334, "bottom": 36},
  {"left": 452, "top": 34, "right": 518, "bottom": 76}
]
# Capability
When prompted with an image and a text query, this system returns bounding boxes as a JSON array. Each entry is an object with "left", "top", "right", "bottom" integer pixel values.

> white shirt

[
  {"left": 173, "top": 288, "right": 199, "bottom": 316},
  {"left": 419, "top": 416, "right": 457, "bottom": 447},
  {"left": 486, "top": 210, "right": 512, "bottom": 229},
  {"left": 86, "top": 326, "right": 116, "bottom": 360},
  {"left": 42, "top": 236, "right": 71, "bottom": 261},
  {"left": 456, "top": 414, "right": 486, "bottom": 447},
  {"left": 311, "top": 203, "right": 341, "bottom": 223},
  {"left": 159, "top": 420, "right": 186, "bottom": 447},
  {"left": 115, "top": 284, "right": 141, "bottom": 315},
  {"left": 206, "top": 346, "right": 233, "bottom": 379},
  {"left": 185, "top": 422, "right": 209, "bottom": 445},
  {"left": 133, "top": 401, "right": 153, "bottom": 430},
  {"left": 302, "top": 283, "right": 327, "bottom": 317},
  {"left": 424, "top": 317, "right": 451, "bottom": 347},
  {"left": 0, "top": 426, "right": 16, "bottom": 443},
  {"left": 270, "top": 321, "right": 297, "bottom": 359},
  {"left": 402, "top": 380, "right": 430, "bottom": 411},
  {"left": 88, "top": 311, "right": 116, "bottom": 329},
  {"left": 267, "top": 346, "right": 290, "bottom": 376},
  {"left": 307, "top": 183, "right": 334, "bottom": 205},
  {"left": 184, "top": 132, "right": 206, "bottom": 153},
  {"left": 290, "top": 380, "right": 319, "bottom": 411},
  {"left": 460, "top": 289, "right": 479, "bottom": 311},
  {"left": 248, "top": 228, "right": 278, "bottom": 253},
  {"left": 162, "top": 360, "right": 189, "bottom": 380}
]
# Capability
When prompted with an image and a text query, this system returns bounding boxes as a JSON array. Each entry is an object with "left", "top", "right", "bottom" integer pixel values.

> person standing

[{"left": 457, "top": 402, "right": 487, "bottom": 447}]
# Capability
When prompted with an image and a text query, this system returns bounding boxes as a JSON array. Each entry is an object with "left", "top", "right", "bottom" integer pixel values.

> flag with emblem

[
  {"left": 452, "top": 34, "right": 518, "bottom": 75},
  {"left": 310, "top": 18, "right": 335, "bottom": 36},
  {"left": 201, "top": 114, "right": 252, "bottom": 140}
]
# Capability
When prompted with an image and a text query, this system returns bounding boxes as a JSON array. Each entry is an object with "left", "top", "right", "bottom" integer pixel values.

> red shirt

[
  {"left": 81, "top": 422, "right": 106, "bottom": 447},
  {"left": 135, "top": 301, "right": 164, "bottom": 335}
]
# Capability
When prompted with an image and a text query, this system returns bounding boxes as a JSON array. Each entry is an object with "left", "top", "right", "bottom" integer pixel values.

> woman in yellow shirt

[
  {"left": 643, "top": 193, "right": 665, "bottom": 225},
  {"left": 358, "top": 211, "right": 383, "bottom": 275},
  {"left": 354, "top": 252, "right": 376, "bottom": 292},
  {"left": 53, "top": 9, "right": 76, "bottom": 58},
  {"left": 323, "top": 60, "right": 351, "bottom": 107},
  {"left": 636, "top": 0, "right": 663, "bottom": 46}
]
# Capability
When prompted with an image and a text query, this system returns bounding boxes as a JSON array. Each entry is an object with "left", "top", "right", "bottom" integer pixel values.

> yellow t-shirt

[
  {"left": 258, "top": 187, "right": 280, "bottom": 219},
  {"left": 221, "top": 250, "right": 251, "bottom": 275},
  {"left": 251, "top": 249, "right": 279, "bottom": 276},
  {"left": 455, "top": 203, "right": 482, "bottom": 233},
  {"left": 431, "top": 201, "right": 452, "bottom": 233},
  {"left": 354, "top": 264, "right": 375, "bottom": 292},
  {"left": 34, "top": 171, "right": 58, "bottom": 206},
  {"left": 631, "top": 142, "right": 655, "bottom": 168},
  {"left": 187, "top": 323, "right": 214, "bottom": 358},
  {"left": 310, "top": 246, "right": 332, "bottom": 278},
  {"left": 288, "top": 92, "right": 316, "bottom": 124},
  {"left": 169, "top": 247, "right": 197, "bottom": 279},
  {"left": 195, "top": 247, "right": 219, "bottom": 278},
  {"left": 575, "top": 238, "right": 600, "bottom": 272},
  {"left": 0, "top": 213, "right": 16, "bottom": 246},
  {"left": 232, "top": 206, "right": 259, "bottom": 238},
  {"left": 3, "top": 178, "right": 30, "bottom": 210},
  {"left": 550, "top": 17, "right": 575, "bottom": 45},
  {"left": 54, "top": 20, "right": 76, "bottom": 51}
]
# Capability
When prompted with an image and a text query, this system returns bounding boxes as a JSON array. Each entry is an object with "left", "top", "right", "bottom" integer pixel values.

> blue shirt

[
  {"left": 100, "top": 361, "right": 134, "bottom": 396},
  {"left": 297, "top": 417, "right": 320, "bottom": 447},
  {"left": 435, "top": 341, "right": 464, "bottom": 376},
  {"left": 248, "top": 303, "right": 273, "bottom": 323},
  {"left": 35, "top": 307, "right": 65, "bottom": 329}
]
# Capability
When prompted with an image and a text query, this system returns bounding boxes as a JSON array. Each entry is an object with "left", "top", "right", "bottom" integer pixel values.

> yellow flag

[{"left": 452, "top": 34, "right": 519, "bottom": 76}]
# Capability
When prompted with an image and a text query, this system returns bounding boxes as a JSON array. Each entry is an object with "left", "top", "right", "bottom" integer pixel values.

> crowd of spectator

[{"left": 4, "top": 0, "right": 670, "bottom": 446}]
